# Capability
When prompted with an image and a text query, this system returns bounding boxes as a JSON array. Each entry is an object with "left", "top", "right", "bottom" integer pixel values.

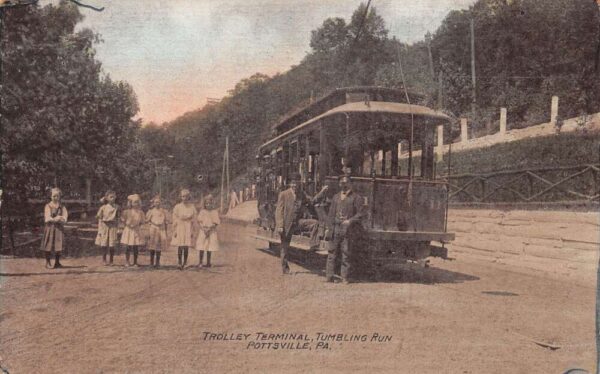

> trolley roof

[
  {"left": 273, "top": 86, "right": 424, "bottom": 133},
  {"left": 260, "top": 101, "right": 451, "bottom": 151}
]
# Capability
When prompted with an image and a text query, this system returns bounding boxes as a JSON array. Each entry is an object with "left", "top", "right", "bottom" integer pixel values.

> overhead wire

[{"left": 352, "top": 0, "right": 373, "bottom": 46}]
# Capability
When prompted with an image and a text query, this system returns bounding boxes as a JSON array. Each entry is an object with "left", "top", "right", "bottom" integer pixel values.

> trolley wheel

[{"left": 268, "top": 241, "right": 279, "bottom": 251}]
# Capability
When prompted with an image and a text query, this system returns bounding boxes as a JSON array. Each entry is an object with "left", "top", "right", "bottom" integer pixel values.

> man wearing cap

[
  {"left": 275, "top": 174, "right": 312, "bottom": 275},
  {"left": 326, "top": 175, "right": 366, "bottom": 284}
]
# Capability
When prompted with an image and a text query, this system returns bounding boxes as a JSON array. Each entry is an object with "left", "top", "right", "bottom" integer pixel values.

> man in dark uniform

[
  {"left": 275, "top": 173, "right": 328, "bottom": 274},
  {"left": 326, "top": 175, "right": 366, "bottom": 284},
  {"left": 275, "top": 174, "right": 308, "bottom": 275}
]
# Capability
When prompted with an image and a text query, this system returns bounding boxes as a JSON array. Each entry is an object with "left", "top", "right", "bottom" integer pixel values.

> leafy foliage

[
  {"left": 148, "top": 1, "right": 599, "bottom": 193},
  {"left": 4, "top": 0, "right": 597, "bottom": 210},
  {"left": 431, "top": 0, "right": 600, "bottom": 130},
  {"left": 1, "top": 1, "right": 150, "bottom": 212}
]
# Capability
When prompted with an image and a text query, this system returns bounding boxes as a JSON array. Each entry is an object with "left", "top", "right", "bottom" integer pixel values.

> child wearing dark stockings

[
  {"left": 170, "top": 189, "right": 196, "bottom": 270},
  {"left": 145, "top": 196, "right": 169, "bottom": 268},
  {"left": 121, "top": 194, "right": 145, "bottom": 267},
  {"left": 95, "top": 191, "right": 119, "bottom": 266},
  {"left": 41, "top": 188, "right": 68, "bottom": 269}
]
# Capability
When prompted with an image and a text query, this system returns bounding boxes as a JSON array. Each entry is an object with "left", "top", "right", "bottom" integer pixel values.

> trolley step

[{"left": 252, "top": 231, "right": 328, "bottom": 256}]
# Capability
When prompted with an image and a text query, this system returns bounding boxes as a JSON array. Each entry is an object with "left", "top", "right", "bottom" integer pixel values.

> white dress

[
  {"left": 195, "top": 209, "right": 220, "bottom": 252},
  {"left": 170, "top": 203, "right": 197, "bottom": 247},
  {"left": 146, "top": 208, "right": 169, "bottom": 251},
  {"left": 95, "top": 203, "right": 119, "bottom": 247},
  {"left": 120, "top": 208, "right": 145, "bottom": 246}
]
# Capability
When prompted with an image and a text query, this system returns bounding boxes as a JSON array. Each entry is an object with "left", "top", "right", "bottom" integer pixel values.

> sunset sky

[{"left": 42, "top": 0, "right": 475, "bottom": 124}]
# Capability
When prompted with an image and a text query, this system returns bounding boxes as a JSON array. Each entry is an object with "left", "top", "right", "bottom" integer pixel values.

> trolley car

[{"left": 254, "top": 86, "right": 455, "bottom": 274}]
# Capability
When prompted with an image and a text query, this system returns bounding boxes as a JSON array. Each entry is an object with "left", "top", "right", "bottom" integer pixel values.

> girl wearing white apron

[
  {"left": 41, "top": 188, "right": 68, "bottom": 268},
  {"left": 145, "top": 196, "right": 169, "bottom": 268},
  {"left": 195, "top": 194, "right": 220, "bottom": 268},
  {"left": 171, "top": 189, "right": 196, "bottom": 269},
  {"left": 95, "top": 190, "right": 119, "bottom": 265},
  {"left": 120, "top": 194, "right": 145, "bottom": 267}
]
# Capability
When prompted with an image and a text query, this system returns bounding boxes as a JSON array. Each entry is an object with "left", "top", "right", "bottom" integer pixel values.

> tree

[
  {"left": 155, "top": 0, "right": 600, "bottom": 197},
  {"left": 430, "top": 0, "right": 600, "bottom": 130},
  {"left": 1, "top": 1, "right": 148, "bottom": 213}
]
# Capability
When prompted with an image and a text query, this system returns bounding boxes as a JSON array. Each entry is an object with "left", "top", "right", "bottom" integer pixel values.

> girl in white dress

[
  {"left": 195, "top": 194, "right": 220, "bottom": 268},
  {"left": 171, "top": 189, "right": 196, "bottom": 270},
  {"left": 95, "top": 190, "right": 119, "bottom": 265},
  {"left": 120, "top": 194, "right": 145, "bottom": 267},
  {"left": 41, "top": 188, "right": 68, "bottom": 268},
  {"left": 145, "top": 195, "right": 169, "bottom": 268}
]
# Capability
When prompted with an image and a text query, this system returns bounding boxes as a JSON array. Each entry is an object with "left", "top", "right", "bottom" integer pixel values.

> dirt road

[{"left": 0, "top": 222, "right": 596, "bottom": 373}]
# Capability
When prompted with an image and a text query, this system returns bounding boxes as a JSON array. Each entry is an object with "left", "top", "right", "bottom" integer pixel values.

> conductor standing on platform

[
  {"left": 275, "top": 173, "right": 307, "bottom": 275},
  {"left": 326, "top": 175, "right": 365, "bottom": 284}
]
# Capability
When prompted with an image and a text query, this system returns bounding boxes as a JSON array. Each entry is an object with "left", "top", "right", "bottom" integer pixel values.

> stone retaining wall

[{"left": 446, "top": 208, "right": 599, "bottom": 284}]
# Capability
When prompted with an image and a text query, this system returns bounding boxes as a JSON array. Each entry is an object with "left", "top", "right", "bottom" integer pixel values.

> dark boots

[
  {"left": 102, "top": 247, "right": 115, "bottom": 265},
  {"left": 178, "top": 247, "right": 188, "bottom": 270},
  {"left": 45, "top": 252, "right": 52, "bottom": 268},
  {"left": 53, "top": 253, "right": 63, "bottom": 268},
  {"left": 198, "top": 251, "right": 204, "bottom": 267},
  {"left": 125, "top": 246, "right": 131, "bottom": 266},
  {"left": 133, "top": 246, "right": 139, "bottom": 266},
  {"left": 125, "top": 246, "right": 139, "bottom": 267}
]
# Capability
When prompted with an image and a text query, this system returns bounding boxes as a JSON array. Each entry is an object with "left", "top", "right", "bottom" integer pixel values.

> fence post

[
  {"left": 551, "top": 96, "right": 559, "bottom": 125},
  {"left": 500, "top": 107, "right": 507, "bottom": 135},
  {"left": 480, "top": 178, "right": 486, "bottom": 202},
  {"left": 526, "top": 173, "right": 534, "bottom": 200},
  {"left": 8, "top": 218, "right": 16, "bottom": 257},
  {"left": 85, "top": 178, "right": 92, "bottom": 207},
  {"left": 436, "top": 125, "right": 444, "bottom": 162},
  {"left": 461, "top": 118, "right": 468, "bottom": 143}
]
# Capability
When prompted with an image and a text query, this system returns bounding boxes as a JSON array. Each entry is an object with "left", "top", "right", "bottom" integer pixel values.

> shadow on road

[
  {"left": 256, "top": 246, "right": 479, "bottom": 285},
  {"left": 0, "top": 263, "right": 228, "bottom": 277}
]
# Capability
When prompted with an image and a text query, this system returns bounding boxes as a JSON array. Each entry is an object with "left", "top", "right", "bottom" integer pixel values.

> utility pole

[
  {"left": 595, "top": 0, "right": 600, "bottom": 74},
  {"left": 220, "top": 136, "right": 229, "bottom": 213},
  {"left": 149, "top": 158, "right": 163, "bottom": 196},
  {"left": 437, "top": 67, "right": 444, "bottom": 110},
  {"left": 470, "top": 16, "right": 477, "bottom": 112},
  {"left": 425, "top": 31, "right": 435, "bottom": 80},
  {"left": 226, "top": 136, "right": 229, "bottom": 209}
]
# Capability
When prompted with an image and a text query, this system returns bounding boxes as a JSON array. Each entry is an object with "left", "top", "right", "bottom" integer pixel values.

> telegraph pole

[
  {"left": 595, "top": 0, "right": 600, "bottom": 74},
  {"left": 425, "top": 31, "right": 435, "bottom": 80},
  {"left": 149, "top": 158, "right": 162, "bottom": 196},
  {"left": 470, "top": 16, "right": 477, "bottom": 112},
  {"left": 226, "top": 136, "right": 229, "bottom": 208},
  {"left": 437, "top": 67, "right": 444, "bottom": 110},
  {"left": 220, "top": 136, "right": 229, "bottom": 213}
]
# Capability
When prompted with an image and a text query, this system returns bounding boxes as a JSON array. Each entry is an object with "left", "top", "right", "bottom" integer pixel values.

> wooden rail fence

[{"left": 444, "top": 164, "right": 600, "bottom": 204}]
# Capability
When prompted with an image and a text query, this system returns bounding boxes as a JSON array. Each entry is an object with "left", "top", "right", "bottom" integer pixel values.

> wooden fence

[{"left": 444, "top": 164, "right": 600, "bottom": 205}]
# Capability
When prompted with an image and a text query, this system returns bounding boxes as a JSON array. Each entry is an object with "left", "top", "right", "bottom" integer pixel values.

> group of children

[{"left": 41, "top": 188, "right": 221, "bottom": 270}]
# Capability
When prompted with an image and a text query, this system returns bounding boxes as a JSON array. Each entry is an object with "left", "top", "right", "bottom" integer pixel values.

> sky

[{"left": 42, "top": 0, "right": 475, "bottom": 124}]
